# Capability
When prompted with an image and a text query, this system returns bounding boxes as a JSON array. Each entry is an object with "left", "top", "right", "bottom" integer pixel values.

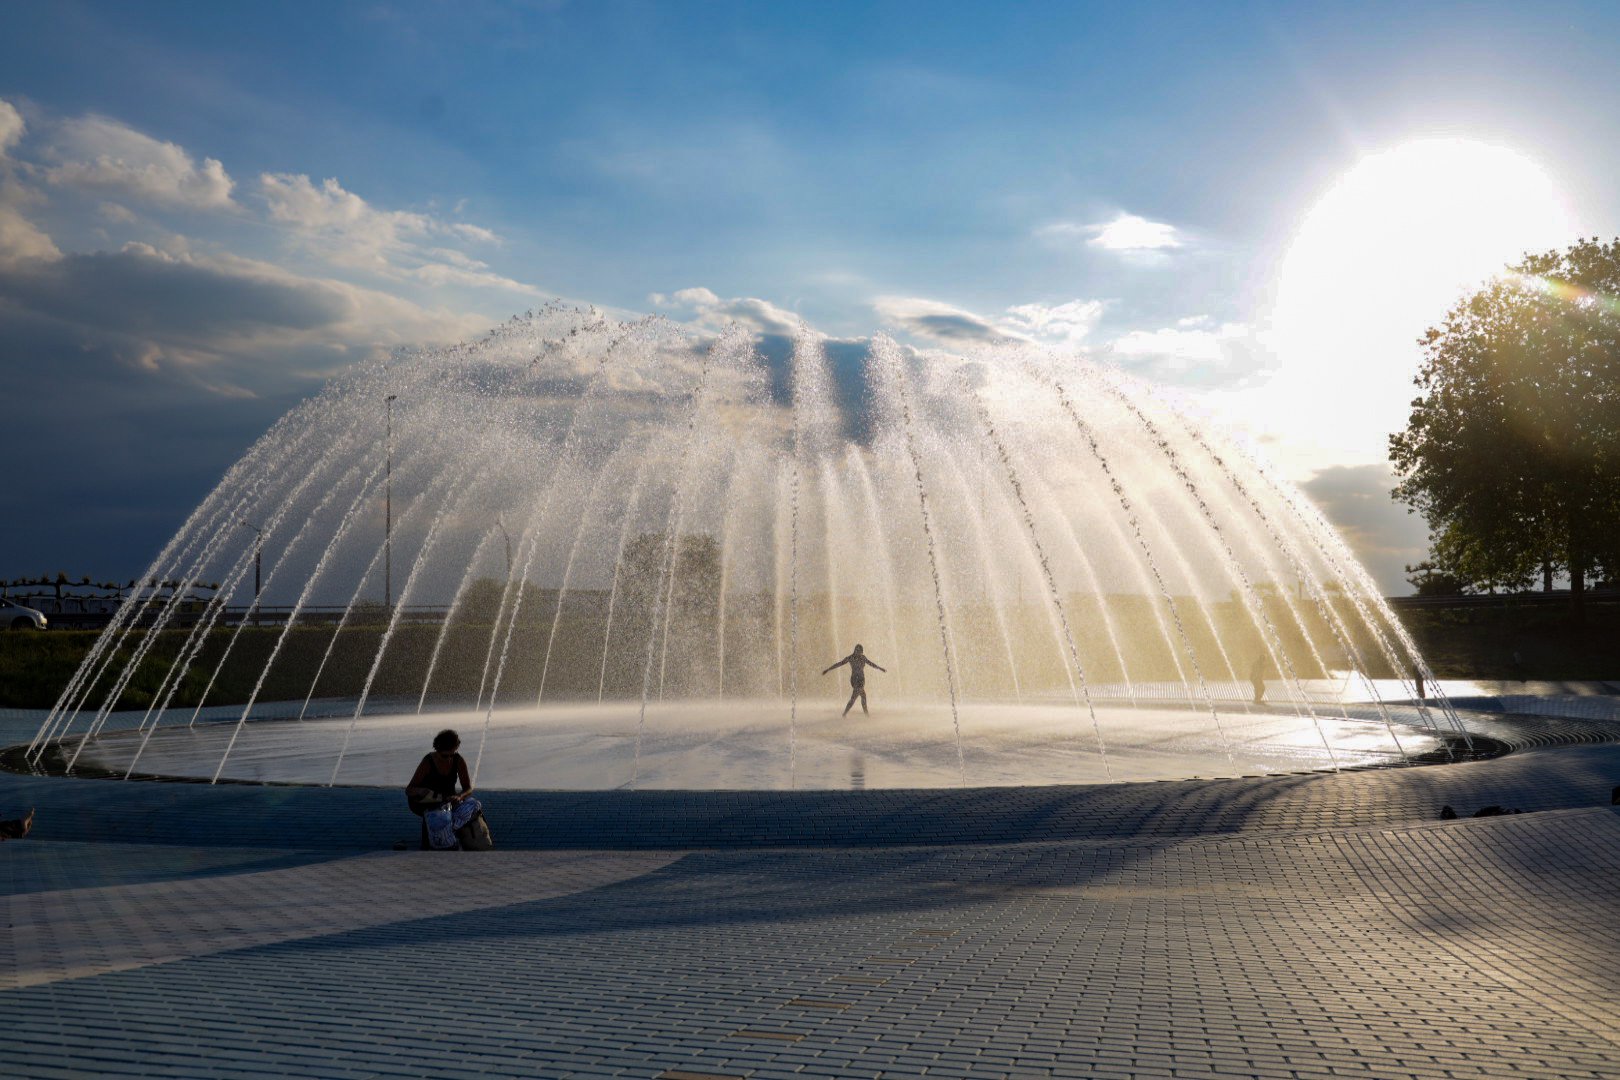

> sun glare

[{"left": 1264, "top": 138, "right": 1573, "bottom": 468}]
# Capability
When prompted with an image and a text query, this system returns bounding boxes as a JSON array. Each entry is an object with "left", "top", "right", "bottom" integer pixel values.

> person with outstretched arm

[{"left": 823, "top": 643, "right": 887, "bottom": 717}]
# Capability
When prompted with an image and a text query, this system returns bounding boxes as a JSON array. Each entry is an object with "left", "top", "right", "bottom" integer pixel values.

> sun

[{"left": 1264, "top": 138, "right": 1574, "bottom": 467}]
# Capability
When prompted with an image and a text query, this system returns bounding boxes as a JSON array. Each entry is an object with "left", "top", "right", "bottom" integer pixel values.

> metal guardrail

[
  {"left": 1386, "top": 590, "right": 1620, "bottom": 609},
  {"left": 19, "top": 590, "right": 1617, "bottom": 633}
]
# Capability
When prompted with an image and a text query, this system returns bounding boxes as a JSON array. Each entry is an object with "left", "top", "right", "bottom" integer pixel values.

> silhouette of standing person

[{"left": 823, "top": 643, "right": 886, "bottom": 716}]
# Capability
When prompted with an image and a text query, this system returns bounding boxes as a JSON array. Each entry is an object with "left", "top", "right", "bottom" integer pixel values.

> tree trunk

[
  {"left": 1569, "top": 546, "right": 1586, "bottom": 623},
  {"left": 1543, "top": 561, "right": 1554, "bottom": 592}
]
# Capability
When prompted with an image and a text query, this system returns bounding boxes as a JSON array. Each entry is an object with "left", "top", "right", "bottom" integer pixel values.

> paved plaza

[{"left": 3, "top": 694, "right": 1619, "bottom": 1079}]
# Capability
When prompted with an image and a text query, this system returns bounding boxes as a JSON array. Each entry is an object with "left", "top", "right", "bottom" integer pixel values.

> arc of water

[
  {"left": 32, "top": 521, "right": 221, "bottom": 759},
  {"left": 1169, "top": 411, "right": 1411, "bottom": 763},
  {"left": 471, "top": 496, "right": 542, "bottom": 714},
  {"left": 772, "top": 465, "right": 790, "bottom": 701},
  {"left": 118, "top": 448, "right": 381, "bottom": 777},
  {"left": 416, "top": 527, "right": 501, "bottom": 713},
  {"left": 655, "top": 519, "right": 691, "bottom": 702},
  {"left": 1021, "top": 469, "right": 1137, "bottom": 703},
  {"left": 152, "top": 455, "right": 394, "bottom": 781},
  {"left": 295, "top": 463, "right": 444, "bottom": 727},
  {"left": 327, "top": 455, "right": 486, "bottom": 787},
  {"left": 973, "top": 392, "right": 1110, "bottom": 778},
  {"left": 55, "top": 434, "right": 326, "bottom": 763},
  {"left": 1006, "top": 394, "right": 1182, "bottom": 702},
  {"left": 183, "top": 467, "right": 387, "bottom": 778},
  {"left": 36, "top": 445, "right": 296, "bottom": 761},
  {"left": 631, "top": 337, "right": 723, "bottom": 787},
  {"left": 29, "top": 403, "right": 320, "bottom": 760},
  {"left": 1032, "top": 361, "right": 1234, "bottom": 766},
  {"left": 1093, "top": 375, "right": 1338, "bottom": 770},
  {"left": 1057, "top": 385, "right": 1251, "bottom": 704},
  {"left": 537, "top": 443, "right": 632, "bottom": 706},
  {"left": 847, "top": 451, "right": 907, "bottom": 700},
  {"left": 924, "top": 420, "right": 1027, "bottom": 704},
  {"left": 714, "top": 452, "right": 745, "bottom": 700},
  {"left": 471, "top": 322, "right": 654, "bottom": 781},
  {"left": 1230, "top": 432, "right": 1465, "bottom": 746},
  {"left": 872, "top": 337, "right": 966, "bottom": 782},
  {"left": 596, "top": 453, "right": 655, "bottom": 702},
  {"left": 175, "top": 430, "right": 376, "bottom": 732},
  {"left": 788, "top": 331, "right": 845, "bottom": 684},
  {"left": 1299, "top": 487, "right": 1466, "bottom": 744},
  {"left": 787, "top": 420, "right": 802, "bottom": 787},
  {"left": 816, "top": 461, "right": 846, "bottom": 666}
]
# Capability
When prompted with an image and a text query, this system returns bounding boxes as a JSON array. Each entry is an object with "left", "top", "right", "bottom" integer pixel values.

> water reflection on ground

[{"left": 80, "top": 697, "right": 1442, "bottom": 790}]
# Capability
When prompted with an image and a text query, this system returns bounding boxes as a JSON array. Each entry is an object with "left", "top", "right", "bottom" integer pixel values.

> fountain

[{"left": 27, "top": 305, "right": 1464, "bottom": 789}]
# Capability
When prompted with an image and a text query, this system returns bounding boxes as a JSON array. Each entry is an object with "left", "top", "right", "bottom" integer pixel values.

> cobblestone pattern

[
  {"left": 3, "top": 810, "right": 1619, "bottom": 1078},
  {"left": 2, "top": 847, "right": 679, "bottom": 990},
  {"left": 1333, "top": 808, "right": 1620, "bottom": 1042}
]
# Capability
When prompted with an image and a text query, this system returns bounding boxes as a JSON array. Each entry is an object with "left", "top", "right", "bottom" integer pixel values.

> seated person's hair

[{"left": 433, "top": 729, "right": 461, "bottom": 754}]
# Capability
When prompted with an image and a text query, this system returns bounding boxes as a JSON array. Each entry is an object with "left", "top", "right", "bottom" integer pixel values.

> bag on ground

[{"left": 457, "top": 811, "right": 494, "bottom": 851}]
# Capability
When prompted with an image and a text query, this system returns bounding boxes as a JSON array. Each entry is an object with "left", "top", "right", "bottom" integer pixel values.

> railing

[
  {"left": 1386, "top": 590, "right": 1620, "bottom": 610},
  {"left": 22, "top": 589, "right": 1618, "bottom": 632}
]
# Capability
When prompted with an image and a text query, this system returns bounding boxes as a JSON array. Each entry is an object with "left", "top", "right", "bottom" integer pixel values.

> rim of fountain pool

[{"left": 4, "top": 699, "right": 1541, "bottom": 789}]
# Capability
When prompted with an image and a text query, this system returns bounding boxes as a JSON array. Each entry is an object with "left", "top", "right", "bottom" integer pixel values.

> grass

[
  {"left": 2, "top": 601, "right": 1616, "bottom": 711},
  {"left": 1400, "top": 601, "right": 1620, "bottom": 681}
]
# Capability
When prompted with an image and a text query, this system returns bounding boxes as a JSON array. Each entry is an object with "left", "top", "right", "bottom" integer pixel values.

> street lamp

[
  {"left": 493, "top": 517, "right": 513, "bottom": 575},
  {"left": 238, "top": 519, "right": 262, "bottom": 625},
  {"left": 385, "top": 394, "right": 398, "bottom": 611}
]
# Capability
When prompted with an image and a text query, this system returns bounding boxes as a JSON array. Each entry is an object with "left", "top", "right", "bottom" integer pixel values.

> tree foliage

[{"left": 1390, "top": 237, "right": 1620, "bottom": 612}]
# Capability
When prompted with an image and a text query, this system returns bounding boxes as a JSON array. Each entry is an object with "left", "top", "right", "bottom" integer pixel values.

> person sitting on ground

[
  {"left": 405, "top": 730, "right": 482, "bottom": 850},
  {"left": 0, "top": 808, "right": 34, "bottom": 841}
]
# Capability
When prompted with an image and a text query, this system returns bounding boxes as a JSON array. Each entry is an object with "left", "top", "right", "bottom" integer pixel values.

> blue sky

[{"left": 3, "top": 1, "right": 1619, "bottom": 589}]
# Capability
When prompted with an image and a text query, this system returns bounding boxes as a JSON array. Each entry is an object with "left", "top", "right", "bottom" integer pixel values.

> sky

[{"left": 2, "top": 0, "right": 1618, "bottom": 593}]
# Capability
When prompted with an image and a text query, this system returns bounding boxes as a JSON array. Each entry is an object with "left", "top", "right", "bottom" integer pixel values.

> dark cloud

[
  {"left": 753, "top": 334, "right": 877, "bottom": 445},
  {"left": 0, "top": 253, "right": 350, "bottom": 578},
  {"left": 0, "top": 247, "right": 349, "bottom": 342},
  {"left": 1301, "top": 463, "right": 1430, "bottom": 596},
  {"left": 0, "top": 322, "right": 298, "bottom": 577},
  {"left": 873, "top": 296, "right": 1024, "bottom": 347}
]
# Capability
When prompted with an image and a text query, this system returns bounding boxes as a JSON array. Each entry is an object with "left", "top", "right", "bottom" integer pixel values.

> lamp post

[
  {"left": 239, "top": 519, "right": 262, "bottom": 625},
  {"left": 385, "top": 394, "right": 398, "bottom": 612},
  {"left": 494, "top": 517, "right": 513, "bottom": 575}
]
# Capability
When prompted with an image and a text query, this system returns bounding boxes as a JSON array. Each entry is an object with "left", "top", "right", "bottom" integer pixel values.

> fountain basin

[{"left": 72, "top": 698, "right": 1440, "bottom": 789}]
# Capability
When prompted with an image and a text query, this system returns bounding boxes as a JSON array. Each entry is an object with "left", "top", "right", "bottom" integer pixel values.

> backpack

[{"left": 456, "top": 811, "right": 494, "bottom": 851}]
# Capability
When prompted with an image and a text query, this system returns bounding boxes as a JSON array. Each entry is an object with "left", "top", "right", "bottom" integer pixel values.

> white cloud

[
  {"left": 0, "top": 100, "right": 24, "bottom": 158},
  {"left": 260, "top": 172, "right": 539, "bottom": 297},
  {"left": 0, "top": 203, "right": 60, "bottom": 267},
  {"left": 1088, "top": 212, "right": 1182, "bottom": 251},
  {"left": 653, "top": 286, "right": 803, "bottom": 336},
  {"left": 1042, "top": 212, "right": 1184, "bottom": 256},
  {"left": 1002, "top": 299, "right": 1108, "bottom": 345},
  {"left": 1107, "top": 320, "right": 1264, "bottom": 384},
  {"left": 449, "top": 221, "right": 500, "bottom": 245},
  {"left": 43, "top": 115, "right": 236, "bottom": 210},
  {"left": 262, "top": 173, "right": 427, "bottom": 256}
]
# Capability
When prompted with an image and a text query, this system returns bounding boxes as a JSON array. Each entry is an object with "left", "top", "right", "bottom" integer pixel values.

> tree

[
  {"left": 1390, "top": 237, "right": 1620, "bottom": 618},
  {"left": 1403, "top": 560, "right": 1467, "bottom": 597}
]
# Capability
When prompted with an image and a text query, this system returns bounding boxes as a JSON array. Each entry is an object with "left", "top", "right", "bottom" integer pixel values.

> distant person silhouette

[
  {"left": 1250, "top": 656, "right": 1267, "bottom": 705},
  {"left": 823, "top": 643, "right": 887, "bottom": 716}
]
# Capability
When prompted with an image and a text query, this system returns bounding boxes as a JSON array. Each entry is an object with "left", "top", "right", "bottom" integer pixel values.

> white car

[{"left": 1, "top": 598, "right": 47, "bottom": 629}]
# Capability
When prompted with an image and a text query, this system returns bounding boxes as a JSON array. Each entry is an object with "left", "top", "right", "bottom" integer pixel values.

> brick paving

[{"left": 1, "top": 706, "right": 1619, "bottom": 1078}]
